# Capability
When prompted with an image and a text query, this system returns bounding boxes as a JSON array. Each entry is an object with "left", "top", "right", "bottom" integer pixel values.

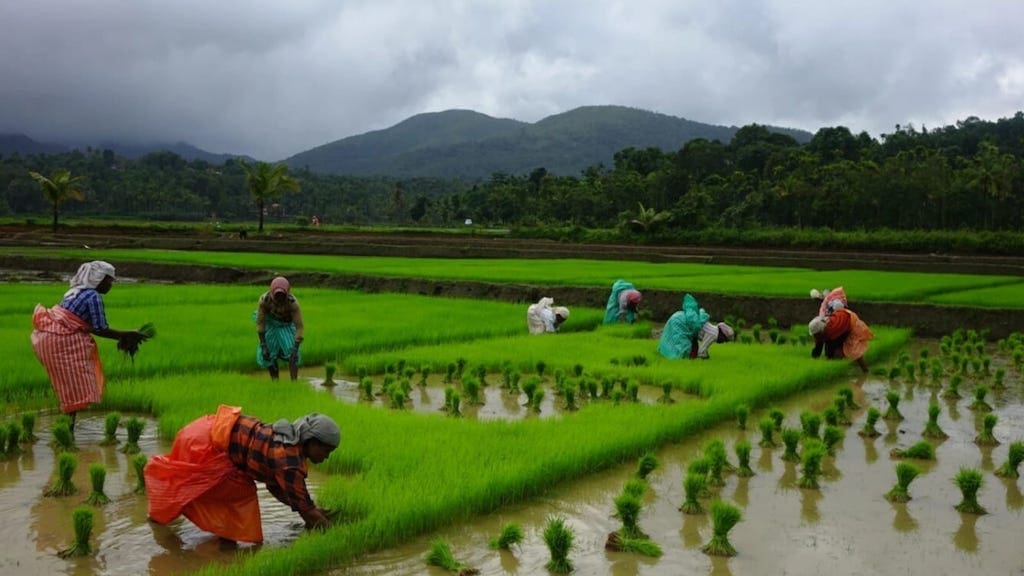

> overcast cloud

[{"left": 1, "top": 0, "right": 1021, "bottom": 160}]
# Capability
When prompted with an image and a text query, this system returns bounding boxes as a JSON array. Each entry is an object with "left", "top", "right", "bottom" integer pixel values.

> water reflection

[
  {"left": 680, "top": 512, "right": 708, "bottom": 549},
  {"left": 890, "top": 502, "right": 918, "bottom": 532},
  {"left": 756, "top": 446, "right": 774, "bottom": 472},
  {"left": 1003, "top": 478, "right": 1023, "bottom": 510},
  {"left": 953, "top": 513, "right": 980, "bottom": 553},
  {"left": 799, "top": 488, "right": 823, "bottom": 524},
  {"left": 863, "top": 437, "right": 879, "bottom": 464},
  {"left": 731, "top": 478, "right": 749, "bottom": 507}
]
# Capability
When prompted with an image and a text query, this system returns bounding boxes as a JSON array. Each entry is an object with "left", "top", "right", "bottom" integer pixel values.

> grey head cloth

[{"left": 272, "top": 413, "right": 341, "bottom": 447}]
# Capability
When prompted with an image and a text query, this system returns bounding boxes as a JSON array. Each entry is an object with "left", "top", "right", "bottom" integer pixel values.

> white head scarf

[
  {"left": 808, "top": 315, "right": 828, "bottom": 337},
  {"left": 272, "top": 413, "right": 341, "bottom": 447},
  {"left": 553, "top": 306, "right": 570, "bottom": 320},
  {"left": 64, "top": 261, "right": 116, "bottom": 299}
]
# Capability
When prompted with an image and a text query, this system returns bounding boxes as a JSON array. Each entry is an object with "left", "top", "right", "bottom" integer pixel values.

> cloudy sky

[{"left": 1, "top": 1, "right": 1021, "bottom": 161}]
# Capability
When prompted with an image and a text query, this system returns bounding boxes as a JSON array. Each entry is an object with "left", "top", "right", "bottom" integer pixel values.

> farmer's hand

[
  {"left": 289, "top": 342, "right": 300, "bottom": 364},
  {"left": 300, "top": 507, "right": 330, "bottom": 530},
  {"left": 121, "top": 331, "right": 146, "bottom": 348},
  {"left": 260, "top": 343, "right": 271, "bottom": 363}
]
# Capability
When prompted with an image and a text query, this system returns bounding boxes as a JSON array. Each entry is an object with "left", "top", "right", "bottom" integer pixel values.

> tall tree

[
  {"left": 240, "top": 161, "right": 300, "bottom": 232},
  {"left": 29, "top": 169, "right": 84, "bottom": 232}
]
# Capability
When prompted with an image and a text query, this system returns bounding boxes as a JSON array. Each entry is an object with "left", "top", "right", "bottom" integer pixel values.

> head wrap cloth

[
  {"left": 270, "top": 276, "right": 291, "bottom": 296},
  {"left": 64, "top": 260, "right": 116, "bottom": 299},
  {"left": 272, "top": 413, "right": 341, "bottom": 447},
  {"left": 553, "top": 306, "right": 570, "bottom": 319}
]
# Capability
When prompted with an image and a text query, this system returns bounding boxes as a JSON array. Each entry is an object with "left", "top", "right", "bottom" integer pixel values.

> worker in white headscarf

[
  {"left": 527, "top": 297, "right": 570, "bottom": 334},
  {"left": 30, "top": 261, "right": 150, "bottom": 428}
]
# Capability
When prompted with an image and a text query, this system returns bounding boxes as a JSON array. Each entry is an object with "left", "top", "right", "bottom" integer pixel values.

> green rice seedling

[
  {"left": 781, "top": 428, "right": 801, "bottom": 462},
  {"left": 462, "top": 376, "right": 481, "bottom": 405},
  {"left": 600, "top": 376, "right": 613, "bottom": 398},
  {"left": 58, "top": 507, "right": 94, "bottom": 558},
  {"left": 99, "top": 411, "right": 121, "bottom": 446},
  {"left": 944, "top": 373, "right": 963, "bottom": 399},
  {"left": 822, "top": 406, "right": 839, "bottom": 427},
  {"left": 5, "top": 422, "right": 21, "bottom": 455},
  {"left": 822, "top": 425, "right": 844, "bottom": 456},
  {"left": 970, "top": 358, "right": 982, "bottom": 375},
  {"left": 399, "top": 377, "right": 412, "bottom": 397},
  {"left": 563, "top": 387, "right": 578, "bottom": 411},
  {"left": 975, "top": 413, "right": 999, "bottom": 446},
  {"left": 993, "top": 367, "right": 1006, "bottom": 389},
  {"left": 751, "top": 324, "right": 762, "bottom": 342},
  {"left": 402, "top": 366, "right": 416, "bottom": 382},
  {"left": 609, "top": 535, "right": 663, "bottom": 557},
  {"left": 586, "top": 378, "right": 598, "bottom": 400},
  {"left": 489, "top": 522, "right": 524, "bottom": 549},
  {"left": 85, "top": 463, "right": 110, "bottom": 506},
  {"left": 994, "top": 441, "right": 1024, "bottom": 478},
  {"left": 132, "top": 453, "right": 148, "bottom": 494},
  {"left": 758, "top": 417, "right": 777, "bottom": 447},
  {"left": 883, "top": 391, "right": 904, "bottom": 421},
  {"left": 444, "top": 362, "right": 456, "bottom": 384},
  {"left": 535, "top": 360, "right": 546, "bottom": 378},
  {"left": 521, "top": 376, "right": 539, "bottom": 406},
  {"left": 509, "top": 370, "right": 521, "bottom": 392},
  {"left": 735, "top": 404, "right": 749, "bottom": 430},
  {"left": 735, "top": 441, "right": 754, "bottom": 477},
  {"left": 121, "top": 417, "right": 145, "bottom": 454},
  {"left": 530, "top": 388, "right": 545, "bottom": 413},
  {"left": 360, "top": 377, "right": 374, "bottom": 401},
  {"left": 982, "top": 356, "right": 991, "bottom": 375},
  {"left": 704, "top": 439, "right": 729, "bottom": 487},
  {"left": 396, "top": 359, "right": 407, "bottom": 374},
  {"left": 702, "top": 500, "right": 742, "bottom": 557},
  {"left": 969, "top": 386, "right": 992, "bottom": 412},
  {"left": 418, "top": 364, "right": 431, "bottom": 387},
  {"left": 611, "top": 388, "right": 624, "bottom": 406},
  {"left": 930, "top": 358, "right": 944, "bottom": 382},
  {"left": 0, "top": 426, "right": 7, "bottom": 458},
  {"left": 918, "top": 358, "right": 928, "bottom": 377},
  {"left": 798, "top": 439, "right": 826, "bottom": 489},
  {"left": 688, "top": 457, "right": 711, "bottom": 478},
  {"left": 424, "top": 539, "right": 477, "bottom": 574},
  {"left": 380, "top": 374, "right": 395, "bottom": 396},
  {"left": 858, "top": 407, "right": 882, "bottom": 437},
  {"left": 922, "top": 402, "right": 948, "bottom": 439},
  {"left": 885, "top": 462, "right": 921, "bottom": 503},
  {"left": 572, "top": 363, "right": 584, "bottom": 377},
  {"left": 20, "top": 412, "right": 37, "bottom": 443},
  {"left": 355, "top": 365, "right": 367, "bottom": 380},
  {"left": 613, "top": 492, "right": 647, "bottom": 539},
  {"left": 636, "top": 452, "right": 658, "bottom": 480},
  {"left": 627, "top": 381, "right": 640, "bottom": 403},
  {"left": 622, "top": 477, "right": 647, "bottom": 499},
  {"left": 322, "top": 363, "right": 337, "bottom": 387},
  {"left": 838, "top": 386, "right": 858, "bottom": 410},
  {"left": 770, "top": 408, "right": 784, "bottom": 430},
  {"left": 448, "top": 393, "right": 462, "bottom": 417},
  {"left": 45, "top": 452, "right": 78, "bottom": 497},
  {"left": 553, "top": 368, "right": 566, "bottom": 392},
  {"left": 389, "top": 389, "right": 407, "bottom": 410},
  {"left": 384, "top": 362, "right": 396, "bottom": 375},
  {"left": 680, "top": 473, "right": 706, "bottom": 514},
  {"left": 953, "top": 468, "right": 987, "bottom": 515},
  {"left": 890, "top": 441, "right": 935, "bottom": 460},
  {"left": 473, "top": 364, "right": 488, "bottom": 386},
  {"left": 800, "top": 411, "right": 821, "bottom": 440},
  {"left": 904, "top": 363, "right": 916, "bottom": 382},
  {"left": 51, "top": 419, "right": 76, "bottom": 453},
  {"left": 658, "top": 382, "right": 674, "bottom": 404},
  {"left": 543, "top": 516, "right": 574, "bottom": 574},
  {"left": 455, "top": 358, "right": 467, "bottom": 379},
  {"left": 833, "top": 397, "right": 852, "bottom": 425},
  {"left": 887, "top": 365, "right": 902, "bottom": 380}
]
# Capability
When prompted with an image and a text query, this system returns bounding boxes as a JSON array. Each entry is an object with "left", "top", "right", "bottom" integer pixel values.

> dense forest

[{"left": 2, "top": 113, "right": 1022, "bottom": 240}]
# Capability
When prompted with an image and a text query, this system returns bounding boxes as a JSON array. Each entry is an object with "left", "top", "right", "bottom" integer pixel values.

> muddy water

[
  {"left": 0, "top": 412, "right": 325, "bottom": 576},
  {"left": 334, "top": 369, "right": 1024, "bottom": 576}
]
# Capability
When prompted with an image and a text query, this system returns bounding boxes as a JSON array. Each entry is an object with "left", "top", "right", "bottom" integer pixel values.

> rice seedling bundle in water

[
  {"left": 85, "top": 463, "right": 110, "bottom": 506},
  {"left": 489, "top": 523, "right": 523, "bottom": 549},
  {"left": 448, "top": 393, "right": 462, "bottom": 417},
  {"left": 680, "top": 472, "right": 707, "bottom": 514},
  {"left": 51, "top": 420, "right": 76, "bottom": 452},
  {"left": 885, "top": 462, "right": 920, "bottom": 503},
  {"left": 735, "top": 404, "right": 749, "bottom": 430},
  {"left": 322, "top": 363, "right": 337, "bottom": 387},
  {"left": 800, "top": 411, "right": 821, "bottom": 440},
  {"left": 5, "top": 422, "right": 21, "bottom": 455},
  {"left": 735, "top": 440, "right": 754, "bottom": 477},
  {"left": 636, "top": 452, "right": 658, "bottom": 480},
  {"left": 121, "top": 417, "right": 145, "bottom": 454},
  {"left": 859, "top": 407, "right": 882, "bottom": 437},
  {"left": 995, "top": 441, "right": 1024, "bottom": 478},
  {"left": 822, "top": 425, "right": 844, "bottom": 455},
  {"left": 969, "top": 386, "right": 992, "bottom": 412},
  {"left": 20, "top": 412, "right": 37, "bottom": 443},
  {"left": 531, "top": 388, "right": 545, "bottom": 413},
  {"left": 954, "top": 468, "right": 987, "bottom": 515},
  {"left": 770, "top": 408, "right": 785, "bottom": 430},
  {"left": 0, "top": 426, "right": 7, "bottom": 457},
  {"left": 758, "top": 417, "right": 776, "bottom": 447},
  {"left": 944, "top": 374, "right": 962, "bottom": 399},
  {"left": 702, "top": 500, "right": 742, "bottom": 557},
  {"left": 798, "top": 439, "right": 826, "bottom": 489},
  {"left": 974, "top": 413, "right": 1000, "bottom": 446},
  {"left": 563, "top": 387, "right": 577, "bottom": 411},
  {"left": 658, "top": 381, "right": 674, "bottom": 404},
  {"left": 883, "top": 391, "right": 903, "bottom": 421},
  {"left": 832, "top": 396, "right": 852, "bottom": 425},
  {"left": 922, "top": 402, "right": 948, "bottom": 439},
  {"left": 781, "top": 428, "right": 801, "bottom": 462},
  {"left": 424, "top": 539, "right": 478, "bottom": 575},
  {"left": 99, "top": 412, "right": 121, "bottom": 446},
  {"left": 45, "top": 452, "right": 78, "bottom": 497},
  {"left": 838, "top": 386, "right": 858, "bottom": 410},
  {"left": 822, "top": 406, "right": 839, "bottom": 427},
  {"left": 360, "top": 377, "right": 373, "bottom": 401},
  {"left": 58, "top": 507, "right": 94, "bottom": 558},
  {"left": 890, "top": 440, "right": 935, "bottom": 460},
  {"left": 704, "top": 439, "right": 729, "bottom": 487},
  {"left": 544, "top": 516, "right": 574, "bottom": 573},
  {"left": 612, "top": 493, "right": 646, "bottom": 540},
  {"left": 132, "top": 453, "right": 148, "bottom": 493}
]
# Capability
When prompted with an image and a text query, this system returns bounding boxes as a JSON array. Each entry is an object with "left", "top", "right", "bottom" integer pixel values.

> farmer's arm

[
  {"left": 291, "top": 299, "right": 304, "bottom": 344},
  {"left": 256, "top": 294, "right": 268, "bottom": 337},
  {"left": 266, "top": 463, "right": 328, "bottom": 529},
  {"left": 82, "top": 293, "right": 144, "bottom": 343}
]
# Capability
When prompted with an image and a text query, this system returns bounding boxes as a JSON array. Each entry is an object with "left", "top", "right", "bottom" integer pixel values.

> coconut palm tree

[
  {"left": 29, "top": 169, "right": 84, "bottom": 232},
  {"left": 240, "top": 161, "right": 300, "bottom": 233}
]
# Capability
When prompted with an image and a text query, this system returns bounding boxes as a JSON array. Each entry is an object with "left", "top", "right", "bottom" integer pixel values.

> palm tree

[
  {"left": 240, "top": 161, "right": 300, "bottom": 233},
  {"left": 29, "top": 169, "right": 85, "bottom": 232}
]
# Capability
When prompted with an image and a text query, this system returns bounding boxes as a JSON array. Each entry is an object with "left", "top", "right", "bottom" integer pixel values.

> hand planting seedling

[{"left": 118, "top": 322, "right": 156, "bottom": 361}]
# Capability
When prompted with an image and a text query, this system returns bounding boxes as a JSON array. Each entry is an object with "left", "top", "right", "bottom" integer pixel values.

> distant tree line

[{"left": 1, "top": 113, "right": 1022, "bottom": 237}]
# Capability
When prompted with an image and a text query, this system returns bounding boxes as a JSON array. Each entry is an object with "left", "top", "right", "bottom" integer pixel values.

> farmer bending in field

[
  {"left": 145, "top": 405, "right": 339, "bottom": 543},
  {"left": 255, "top": 276, "right": 304, "bottom": 380},
  {"left": 604, "top": 279, "right": 642, "bottom": 324},
  {"left": 30, "top": 261, "right": 150, "bottom": 430},
  {"left": 658, "top": 293, "right": 735, "bottom": 359},
  {"left": 808, "top": 307, "right": 874, "bottom": 373},
  {"left": 526, "top": 297, "right": 570, "bottom": 334},
  {"left": 810, "top": 286, "right": 848, "bottom": 317}
]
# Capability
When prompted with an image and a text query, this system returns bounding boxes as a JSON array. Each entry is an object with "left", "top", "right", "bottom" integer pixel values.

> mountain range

[{"left": 2, "top": 105, "right": 813, "bottom": 179}]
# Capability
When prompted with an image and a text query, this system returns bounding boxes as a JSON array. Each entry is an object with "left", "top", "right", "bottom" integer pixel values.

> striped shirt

[
  {"left": 227, "top": 416, "right": 315, "bottom": 513},
  {"left": 59, "top": 289, "right": 109, "bottom": 331}
]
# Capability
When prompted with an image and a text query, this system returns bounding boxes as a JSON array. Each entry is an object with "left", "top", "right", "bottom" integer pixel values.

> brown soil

[{"left": 3, "top": 227, "right": 1023, "bottom": 338}]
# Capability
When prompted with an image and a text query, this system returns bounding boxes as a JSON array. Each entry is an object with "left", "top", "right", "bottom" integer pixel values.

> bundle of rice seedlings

[
  {"left": 994, "top": 441, "right": 1024, "bottom": 478},
  {"left": 735, "top": 404, "right": 749, "bottom": 430},
  {"left": 612, "top": 493, "right": 647, "bottom": 540},
  {"left": 800, "top": 411, "right": 821, "bottom": 440},
  {"left": 418, "top": 364, "right": 431, "bottom": 387},
  {"left": 120, "top": 417, "right": 145, "bottom": 454},
  {"left": 20, "top": 412, "right": 38, "bottom": 443},
  {"left": 858, "top": 407, "right": 882, "bottom": 438},
  {"left": 0, "top": 426, "right": 8, "bottom": 458},
  {"left": 132, "top": 453, "right": 148, "bottom": 494},
  {"left": 424, "top": 539, "right": 478, "bottom": 575},
  {"left": 44, "top": 452, "right": 78, "bottom": 497},
  {"left": 626, "top": 382, "right": 640, "bottom": 403},
  {"left": 544, "top": 516, "right": 574, "bottom": 573},
  {"left": 462, "top": 376, "right": 481, "bottom": 405},
  {"left": 822, "top": 406, "right": 839, "bottom": 427},
  {"left": 758, "top": 418, "right": 777, "bottom": 447},
  {"left": 360, "top": 377, "right": 374, "bottom": 401},
  {"left": 704, "top": 439, "right": 729, "bottom": 487},
  {"left": 781, "top": 428, "right": 801, "bottom": 462},
  {"left": 885, "top": 462, "right": 921, "bottom": 503},
  {"left": 680, "top": 472, "right": 707, "bottom": 514},
  {"left": 658, "top": 382, "right": 674, "bottom": 404},
  {"left": 51, "top": 418, "right": 76, "bottom": 452},
  {"left": 99, "top": 412, "right": 121, "bottom": 446},
  {"left": 832, "top": 397, "right": 852, "bottom": 425},
  {"left": 622, "top": 477, "right": 647, "bottom": 499},
  {"left": 489, "top": 522, "right": 524, "bottom": 549},
  {"left": 992, "top": 367, "right": 1006, "bottom": 389},
  {"left": 969, "top": 386, "right": 992, "bottom": 412},
  {"left": 769, "top": 408, "right": 785, "bottom": 431},
  {"left": 322, "top": 363, "right": 337, "bottom": 387},
  {"left": 636, "top": 452, "right": 658, "bottom": 480},
  {"left": 701, "top": 500, "right": 742, "bottom": 557},
  {"left": 890, "top": 440, "right": 936, "bottom": 460},
  {"left": 448, "top": 393, "right": 462, "bottom": 418},
  {"left": 531, "top": 389, "right": 545, "bottom": 413},
  {"left": 953, "top": 468, "right": 987, "bottom": 515},
  {"left": 534, "top": 360, "right": 546, "bottom": 379},
  {"left": 922, "top": 402, "right": 948, "bottom": 439},
  {"left": 822, "top": 425, "right": 845, "bottom": 456},
  {"left": 943, "top": 374, "right": 963, "bottom": 399},
  {"left": 735, "top": 441, "right": 754, "bottom": 477},
  {"left": 389, "top": 389, "right": 407, "bottom": 409},
  {"left": 798, "top": 439, "right": 826, "bottom": 489},
  {"left": 974, "top": 413, "right": 1000, "bottom": 446},
  {"left": 5, "top": 422, "right": 21, "bottom": 455},
  {"left": 563, "top": 387, "right": 578, "bottom": 411},
  {"left": 522, "top": 377, "right": 539, "bottom": 406},
  {"left": 57, "top": 507, "right": 94, "bottom": 558},
  {"left": 837, "top": 386, "right": 858, "bottom": 410},
  {"left": 883, "top": 391, "right": 904, "bottom": 421},
  {"left": 118, "top": 322, "right": 156, "bottom": 361},
  {"left": 84, "top": 463, "right": 110, "bottom": 506}
]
